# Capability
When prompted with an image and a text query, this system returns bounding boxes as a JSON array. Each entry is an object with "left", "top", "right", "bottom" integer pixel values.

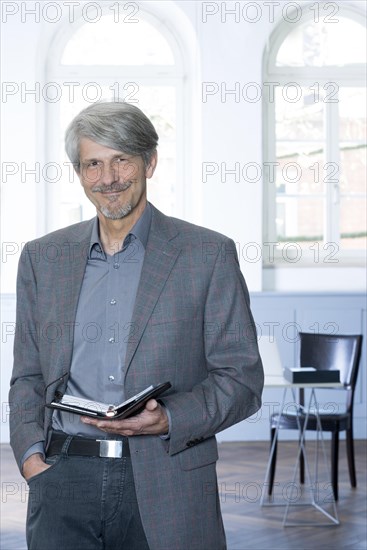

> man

[{"left": 9, "top": 101, "right": 264, "bottom": 550}]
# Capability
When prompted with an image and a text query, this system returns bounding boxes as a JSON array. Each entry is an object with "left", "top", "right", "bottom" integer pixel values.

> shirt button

[
  {"left": 108, "top": 337, "right": 115, "bottom": 343},
  {"left": 110, "top": 299, "right": 117, "bottom": 305},
  {"left": 108, "top": 375, "right": 115, "bottom": 382},
  {"left": 113, "top": 263, "right": 120, "bottom": 269}
]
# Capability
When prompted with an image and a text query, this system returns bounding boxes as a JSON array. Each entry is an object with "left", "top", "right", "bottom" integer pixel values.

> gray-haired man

[{"left": 10, "top": 101, "right": 264, "bottom": 550}]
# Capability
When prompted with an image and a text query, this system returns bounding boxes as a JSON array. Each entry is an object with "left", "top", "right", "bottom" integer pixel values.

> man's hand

[
  {"left": 81, "top": 399, "right": 169, "bottom": 436},
  {"left": 23, "top": 453, "right": 50, "bottom": 481}
]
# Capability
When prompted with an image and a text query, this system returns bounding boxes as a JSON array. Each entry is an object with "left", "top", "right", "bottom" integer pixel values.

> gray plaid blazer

[{"left": 10, "top": 204, "right": 263, "bottom": 550}]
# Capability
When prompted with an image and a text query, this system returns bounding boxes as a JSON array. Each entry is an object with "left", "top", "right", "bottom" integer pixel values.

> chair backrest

[{"left": 299, "top": 333, "right": 363, "bottom": 392}]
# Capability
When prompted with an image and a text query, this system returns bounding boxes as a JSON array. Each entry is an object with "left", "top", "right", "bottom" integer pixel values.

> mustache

[{"left": 92, "top": 182, "right": 133, "bottom": 193}]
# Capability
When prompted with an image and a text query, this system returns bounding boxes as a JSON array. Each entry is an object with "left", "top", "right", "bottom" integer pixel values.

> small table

[{"left": 260, "top": 374, "right": 343, "bottom": 526}]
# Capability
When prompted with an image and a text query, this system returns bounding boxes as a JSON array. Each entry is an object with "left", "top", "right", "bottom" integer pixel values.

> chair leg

[
  {"left": 346, "top": 427, "right": 357, "bottom": 488},
  {"left": 331, "top": 432, "right": 339, "bottom": 501},
  {"left": 268, "top": 427, "right": 277, "bottom": 495}
]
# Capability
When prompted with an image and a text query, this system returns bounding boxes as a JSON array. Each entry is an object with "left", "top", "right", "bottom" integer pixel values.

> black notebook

[{"left": 47, "top": 382, "right": 171, "bottom": 419}]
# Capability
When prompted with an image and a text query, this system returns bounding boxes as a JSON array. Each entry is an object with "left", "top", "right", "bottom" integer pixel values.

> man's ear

[{"left": 145, "top": 150, "right": 158, "bottom": 179}]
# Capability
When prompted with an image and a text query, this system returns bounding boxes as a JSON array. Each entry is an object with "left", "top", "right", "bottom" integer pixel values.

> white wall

[{"left": 1, "top": 0, "right": 366, "bottom": 442}]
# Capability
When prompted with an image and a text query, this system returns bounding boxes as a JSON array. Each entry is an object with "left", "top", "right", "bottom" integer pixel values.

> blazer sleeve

[
  {"left": 160, "top": 238, "right": 264, "bottom": 456},
  {"left": 9, "top": 244, "right": 46, "bottom": 469}
]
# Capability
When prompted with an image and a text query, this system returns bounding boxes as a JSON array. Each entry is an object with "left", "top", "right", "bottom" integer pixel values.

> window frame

[{"left": 263, "top": 3, "right": 367, "bottom": 267}]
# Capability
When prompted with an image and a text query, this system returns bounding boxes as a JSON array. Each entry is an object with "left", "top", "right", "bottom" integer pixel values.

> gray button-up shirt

[{"left": 52, "top": 203, "right": 152, "bottom": 438}]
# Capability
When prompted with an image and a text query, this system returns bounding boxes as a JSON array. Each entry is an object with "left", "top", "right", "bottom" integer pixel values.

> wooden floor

[{"left": 1, "top": 440, "right": 366, "bottom": 549}]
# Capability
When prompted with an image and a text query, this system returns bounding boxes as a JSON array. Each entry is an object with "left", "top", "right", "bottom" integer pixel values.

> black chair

[{"left": 268, "top": 332, "right": 363, "bottom": 501}]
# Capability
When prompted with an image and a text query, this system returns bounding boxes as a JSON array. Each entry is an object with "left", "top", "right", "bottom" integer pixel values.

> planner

[{"left": 47, "top": 382, "right": 172, "bottom": 419}]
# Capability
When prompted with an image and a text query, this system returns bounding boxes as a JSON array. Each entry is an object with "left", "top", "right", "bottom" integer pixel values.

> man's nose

[{"left": 100, "top": 163, "right": 118, "bottom": 185}]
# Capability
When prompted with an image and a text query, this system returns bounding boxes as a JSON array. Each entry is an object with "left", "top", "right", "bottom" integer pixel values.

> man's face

[{"left": 78, "top": 138, "right": 157, "bottom": 220}]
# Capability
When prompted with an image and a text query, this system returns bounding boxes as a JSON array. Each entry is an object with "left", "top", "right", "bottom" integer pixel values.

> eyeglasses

[{"left": 80, "top": 155, "right": 139, "bottom": 182}]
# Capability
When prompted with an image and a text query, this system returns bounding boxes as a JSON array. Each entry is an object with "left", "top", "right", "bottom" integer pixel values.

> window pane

[
  {"left": 339, "top": 88, "right": 366, "bottom": 141},
  {"left": 138, "top": 87, "right": 176, "bottom": 214},
  {"left": 340, "top": 144, "right": 367, "bottom": 195},
  {"left": 276, "top": 197, "right": 324, "bottom": 242},
  {"left": 338, "top": 87, "right": 367, "bottom": 250},
  {"left": 276, "top": 87, "right": 324, "bottom": 141},
  {"left": 276, "top": 143, "right": 325, "bottom": 195},
  {"left": 277, "top": 18, "right": 366, "bottom": 67},
  {"left": 275, "top": 146, "right": 325, "bottom": 244},
  {"left": 339, "top": 139, "right": 367, "bottom": 250},
  {"left": 340, "top": 198, "right": 367, "bottom": 249},
  {"left": 275, "top": 66, "right": 326, "bottom": 247},
  {"left": 62, "top": 15, "right": 174, "bottom": 65}
]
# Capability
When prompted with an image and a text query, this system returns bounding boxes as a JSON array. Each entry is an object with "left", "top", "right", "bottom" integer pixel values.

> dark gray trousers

[{"left": 26, "top": 437, "right": 149, "bottom": 550}]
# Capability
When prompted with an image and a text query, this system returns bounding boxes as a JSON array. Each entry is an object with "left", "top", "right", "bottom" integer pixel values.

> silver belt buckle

[{"left": 96, "top": 440, "right": 123, "bottom": 458}]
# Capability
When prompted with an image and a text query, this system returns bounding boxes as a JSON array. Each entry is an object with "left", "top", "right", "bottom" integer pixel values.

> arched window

[
  {"left": 44, "top": 5, "right": 189, "bottom": 232},
  {"left": 263, "top": 4, "right": 366, "bottom": 266}
]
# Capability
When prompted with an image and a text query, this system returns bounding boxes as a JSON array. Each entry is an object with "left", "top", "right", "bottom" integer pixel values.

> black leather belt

[{"left": 47, "top": 432, "right": 130, "bottom": 458}]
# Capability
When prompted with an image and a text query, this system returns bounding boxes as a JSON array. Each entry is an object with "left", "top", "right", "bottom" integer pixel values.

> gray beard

[{"left": 99, "top": 202, "right": 132, "bottom": 220}]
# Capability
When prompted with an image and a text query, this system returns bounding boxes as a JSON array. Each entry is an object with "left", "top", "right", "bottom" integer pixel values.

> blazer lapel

[
  {"left": 125, "top": 207, "right": 181, "bottom": 371},
  {"left": 56, "top": 221, "right": 93, "bottom": 381}
]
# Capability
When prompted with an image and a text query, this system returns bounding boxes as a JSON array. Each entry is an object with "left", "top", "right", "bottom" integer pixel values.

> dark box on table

[{"left": 283, "top": 367, "right": 340, "bottom": 384}]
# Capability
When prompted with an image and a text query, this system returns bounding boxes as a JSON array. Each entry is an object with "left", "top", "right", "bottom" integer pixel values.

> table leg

[{"left": 261, "top": 387, "right": 339, "bottom": 526}]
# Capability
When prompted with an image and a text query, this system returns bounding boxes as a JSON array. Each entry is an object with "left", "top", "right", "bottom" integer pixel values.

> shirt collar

[{"left": 89, "top": 202, "right": 152, "bottom": 259}]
